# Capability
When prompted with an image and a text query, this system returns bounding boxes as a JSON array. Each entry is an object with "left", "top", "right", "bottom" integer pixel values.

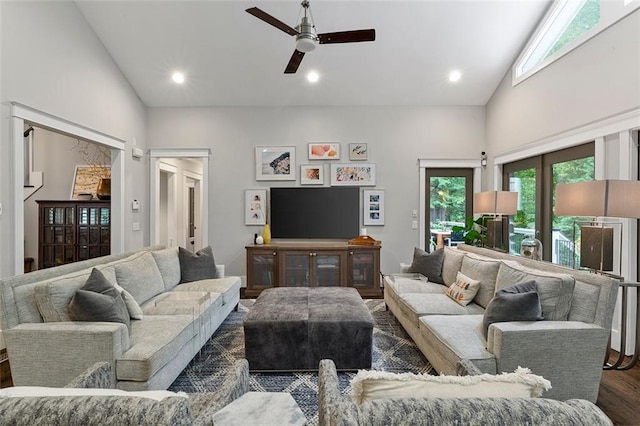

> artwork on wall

[
  {"left": 255, "top": 146, "right": 296, "bottom": 181},
  {"left": 245, "top": 189, "right": 267, "bottom": 225},
  {"left": 300, "top": 164, "right": 324, "bottom": 185},
  {"left": 363, "top": 189, "right": 385, "bottom": 225},
  {"left": 349, "top": 143, "right": 368, "bottom": 161},
  {"left": 330, "top": 163, "right": 376, "bottom": 186},
  {"left": 70, "top": 165, "right": 111, "bottom": 200},
  {"left": 308, "top": 143, "right": 340, "bottom": 160}
]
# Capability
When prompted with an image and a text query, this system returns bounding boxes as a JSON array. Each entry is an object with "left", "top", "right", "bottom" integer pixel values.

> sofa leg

[{"left": 234, "top": 303, "right": 239, "bottom": 312}]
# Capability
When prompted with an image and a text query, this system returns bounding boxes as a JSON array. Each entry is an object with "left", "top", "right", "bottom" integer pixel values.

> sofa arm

[
  {"left": 488, "top": 321, "right": 609, "bottom": 402},
  {"left": 319, "top": 359, "right": 362, "bottom": 426},
  {"left": 5, "top": 322, "right": 129, "bottom": 387},
  {"left": 190, "top": 359, "right": 250, "bottom": 426},
  {"left": 64, "top": 362, "right": 113, "bottom": 389}
]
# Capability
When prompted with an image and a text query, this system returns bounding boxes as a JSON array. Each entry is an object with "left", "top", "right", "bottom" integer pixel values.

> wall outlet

[{"left": 412, "top": 220, "right": 418, "bottom": 229}]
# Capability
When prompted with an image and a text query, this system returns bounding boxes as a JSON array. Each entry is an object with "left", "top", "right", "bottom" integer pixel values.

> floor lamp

[
  {"left": 473, "top": 191, "right": 518, "bottom": 250},
  {"left": 555, "top": 180, "right": 640, "bottom": 370}
]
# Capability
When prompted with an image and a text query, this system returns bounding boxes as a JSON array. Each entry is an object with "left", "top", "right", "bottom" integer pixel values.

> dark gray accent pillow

[
  {"left": 408, "top": 247, "right": 444, "bottom": 284},
  {"left": 179, "top": 246, "right": 218, "bottom": 283},
  {"left": 68, "top": 268, "right": 130, "bottom": 327},
  {"left": 481, "top": 280, "right": 543, "bottom": 338}
]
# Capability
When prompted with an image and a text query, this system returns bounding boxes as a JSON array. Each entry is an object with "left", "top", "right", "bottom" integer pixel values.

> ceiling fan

[{"left": 246, "top": 0, "right": 376, "bottom": 74}]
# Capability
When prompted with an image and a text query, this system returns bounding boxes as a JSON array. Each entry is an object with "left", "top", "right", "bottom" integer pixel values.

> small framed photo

[
  {"left": 364, "top": 189, "right": 384, "bottom": 225},
  {"left": 349, "top": 143, "right": 368, "bottom": 161},
  {"left": 330, "top": 163, "right": 376, "bottom": 186},
  {"left": 255, "top": 146, "right": 296, "bottom": 181},
  {"left": 300, "top": 164, "right": 324, "bottom": 185},
  {"left": 308, "top": 143, "right": 340, "bottom": 160},
  {"left": 245, "top": 189, "right": 267, "bottom": 225}
]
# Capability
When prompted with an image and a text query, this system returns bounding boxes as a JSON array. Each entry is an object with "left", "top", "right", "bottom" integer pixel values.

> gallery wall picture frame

[
  {"left": 70, "top": 165, "right": 111, "bottom": 200},
  {"left": 300, "top": 164, "right": 324, "bottom": 185},
  {"left": 364, "top": 189, "right": 385, "bottom": 225},
  {"left": 245, "top": 189, "right": 267, "bottom": 225},
  {"left": 330, "top": 163, "right": 376, "bottom": 186},
  {"left": 349, "top": 143, "right": 368, "bottom": 161},
  {"left": 255, "top": 146, "right": 296, "bottom": 181},
  {"left": 308, "top": 143, "right": 340, "bottom": 160}
]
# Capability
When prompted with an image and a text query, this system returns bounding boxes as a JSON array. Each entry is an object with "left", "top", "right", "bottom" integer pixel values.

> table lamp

[{"left": 473, "top": 191, "right": 518, "bottom": 249}]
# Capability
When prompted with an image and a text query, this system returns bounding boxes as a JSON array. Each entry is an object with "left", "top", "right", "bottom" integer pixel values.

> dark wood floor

[{"left": 597, "top": 353, "right": 640, "bottom": 425}]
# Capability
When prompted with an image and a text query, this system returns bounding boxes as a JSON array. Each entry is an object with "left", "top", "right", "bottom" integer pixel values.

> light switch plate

[
  {"left": 412, "top": 220, "right": 418, "bottom": 229},
  {"left": 132, "top": 222, "right": 140, "bottom": 231}
]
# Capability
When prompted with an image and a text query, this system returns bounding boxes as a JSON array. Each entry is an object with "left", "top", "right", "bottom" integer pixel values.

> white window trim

[{"left": 513, "top": 0, "right": 640, "bottom": 86}]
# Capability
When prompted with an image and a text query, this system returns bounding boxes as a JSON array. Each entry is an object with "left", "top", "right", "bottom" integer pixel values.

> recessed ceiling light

[
  {"left": 448, "top": 70, "right": 462, "bottom": 83},
  {"left": 172, "top": 72, "right": 185, "bottom": 84},
  {"left": 307, "top": 71, "right": 319, "bottom": 83}
]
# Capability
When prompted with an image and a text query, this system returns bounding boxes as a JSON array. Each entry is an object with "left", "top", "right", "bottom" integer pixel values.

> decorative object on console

[
  {"left": 308, "top": 143, "right": 340, "bottom": 160},
  {"left": 473, "top": 191, "right": 518, "bottom": 249},
  {"left": 262, "top": 224, "right": 272, "bottom": 244},
  {"left": 363, "top": 189, "right": 384, "bottom": 225},
  {"left": 245, "top": 189, "right": 267, "bottom": 225},
  {"left": 348, "top": 235, "right": 381, "bottom": 246},
  {"left": 178, "top": 246, "right": 218, "bottom": 283},
  {"left": 255, "top": 146, "right": 296, "bottom": 181},
  {"left": 349, "top": 143, "right": 368, "bottom": 160},
  {"left": 96, "top": 178, "right": 111, "bottom": 200},
  {"left": 300, "top": 164, "right": 324, "bottom": 184},
  {"left": 520, "top": 234, "right": 542, "bottom": 260},
  {"left": 330, "top": 163, "right": 376, "bottom": 186}
]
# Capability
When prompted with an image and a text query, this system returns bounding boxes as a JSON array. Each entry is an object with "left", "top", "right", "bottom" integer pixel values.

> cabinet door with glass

[
  {"left": 245, "top": 248, "right": 278, "bottom": 297},
  {"left": 347, "top": 247, "right": 381, "bottom": 297},
  {"left": 280, "top": 249, "right": 345, "bottom": 288}
]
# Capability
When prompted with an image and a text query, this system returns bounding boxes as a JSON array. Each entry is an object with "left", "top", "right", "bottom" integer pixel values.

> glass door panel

[
  {"left": 507, "top": 167, "right": 537, "bottom": 255},
  {"left": 350, "top": 252, "right": 374, "bottom": 288},
  {"left": 314, "top": 253, "right": 341, "bottom": 287},
  {"left": 283, "top": 253, "right": 310, "bottom": 286}
]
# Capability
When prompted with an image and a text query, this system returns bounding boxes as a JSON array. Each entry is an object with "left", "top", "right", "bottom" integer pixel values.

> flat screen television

[{"left": 270, "top": 187, "right": 360, "bottom": 239}]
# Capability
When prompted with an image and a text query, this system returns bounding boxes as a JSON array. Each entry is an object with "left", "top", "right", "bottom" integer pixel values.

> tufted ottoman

[{"left": 243, "top": 287, "right": 374, "bottom": 371}]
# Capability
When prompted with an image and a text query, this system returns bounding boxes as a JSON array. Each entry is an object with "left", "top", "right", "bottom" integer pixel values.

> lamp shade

[
  {"left": 473, "top": 191, "right": 518, "bottom": 215},
  {"left": 555, "top": 180, "right": 640, "bottom": 219}
]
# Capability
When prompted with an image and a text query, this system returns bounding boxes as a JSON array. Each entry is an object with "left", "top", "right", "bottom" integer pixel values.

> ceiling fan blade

[
  {"left": 284, "top": 50, "right": 305, "bottom": 74},
  {"left": 318, "top": 29, "right": 376, "bottom": 44},
  {"left": 246, "top": 7, "right": 299, "bottom": 36}
]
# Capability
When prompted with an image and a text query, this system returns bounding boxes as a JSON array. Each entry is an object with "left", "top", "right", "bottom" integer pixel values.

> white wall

[
  {"left": 0, "top": 1, "right": 148, "bottom": 277},
  {"left": 147, "top": 106, "right": 486, "bottom": 276},
  {"left": 486, "top": 9, "right": 640, "bottom": 180}
]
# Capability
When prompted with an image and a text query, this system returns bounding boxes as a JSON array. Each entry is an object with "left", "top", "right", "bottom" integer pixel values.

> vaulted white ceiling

[{"left": 75, "top": 0, "right": 550, "bottom": 107}]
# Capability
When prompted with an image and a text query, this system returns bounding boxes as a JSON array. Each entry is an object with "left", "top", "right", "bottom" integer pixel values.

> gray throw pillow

[
  {"left": 408, "top": 247, "right": 444, "bottom": 284},
  {"left": 179, "top": 246, "right": 218, "bottom": 283},
  {"left": 481, "top": 280, "right": 543, "bottom": 338},
  {"left": 68, "top": 268, "right": 130, "bottom": 327}
]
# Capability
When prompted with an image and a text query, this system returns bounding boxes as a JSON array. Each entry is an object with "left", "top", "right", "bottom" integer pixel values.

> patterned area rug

[{"left": 169, "top": 299, "right": 432, "bottom": 425}]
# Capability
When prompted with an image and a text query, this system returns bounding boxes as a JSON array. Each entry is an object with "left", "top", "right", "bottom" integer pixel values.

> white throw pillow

[
  {"left": 0, "top": 386, "right": 187, "bottom": 401},
  {"left": 113, "top": 282, "right": 144, "bottom": 320},
  {"left": 351, "top": 367, "right": 551, "bottom": 404},
  {"left": 445, "top": 271, "right": 481, "bottom": 306}
]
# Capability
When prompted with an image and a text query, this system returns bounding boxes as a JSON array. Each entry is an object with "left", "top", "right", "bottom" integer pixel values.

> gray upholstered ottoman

[{"left": 243, "top": 287, "right": 374, "bottom": 371}]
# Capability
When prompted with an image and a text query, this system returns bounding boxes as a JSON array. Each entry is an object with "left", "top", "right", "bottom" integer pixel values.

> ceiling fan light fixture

[{"left": 296, "top": 36, "right": 316, "bottom": 53}]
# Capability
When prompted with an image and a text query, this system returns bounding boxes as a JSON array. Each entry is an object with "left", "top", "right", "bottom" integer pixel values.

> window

[
  {"left": 503, "top": 143, "right": 594, "bottom": 264},
  {"left": 513, "top": 0, "right": 640, "bottom": 84}
]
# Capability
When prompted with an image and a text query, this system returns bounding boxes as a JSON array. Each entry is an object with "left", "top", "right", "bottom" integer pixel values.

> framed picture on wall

[
  {"left": 245, "top": 189, "right": 267, "bottom": 225},
  {"left": 364, "top": 189, "right": 384, "bottom": 225},
  {"left": 349, "top": 143, "right": 368, "bottom": 161},
  {"left": 308, "top": 143, "right": 340, "bottom": 160},
  {"left": 300, "top": 164, "right": 324, "bottom": 185},
  {"left": 255, "top": 146, "right": 296, "bottom": 181},
  {"left": 330, "top": 163, "right": 376, "bottom": 186}
]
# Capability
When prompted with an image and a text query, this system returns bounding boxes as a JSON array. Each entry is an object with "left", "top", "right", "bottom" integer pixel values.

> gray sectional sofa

[
  {"left": 384, "top": 244, "right": 619, "bottom": 403},
  {"left": 0, "top": 245, "right": 241, "bottom": 390}
]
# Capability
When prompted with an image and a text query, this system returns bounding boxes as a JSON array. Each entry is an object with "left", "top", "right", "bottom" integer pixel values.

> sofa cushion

[
  {"left": 179, "top": 246, "right": 219, "bottom": 283},
  {"left": 396, "top": 293, "right": 485, "bottom": 327},
  {"left": 171, "top": 277, "right": 241, "bottom": 306},
  {"left": 419, "top": 314, "right": 496, "bottom": 375},
  {"left": 408, "top": 247, "right": 444, "bottom": 284},
  {"left": 68, "top": 269, "right": 130, "bottom": 327},
  {"left": 115, "top": 252, "right": 165, "bottom": 305},
  {"left": 460, "top": 255, "right": 501, "bottom": 308},
  {"left": 383, "top": 276, "right": 445, "bottom": 295},
  {"left": 481, "top": 280, "right": 544, "bottom": 338},
  {"left": 117, "top": 315, "right": 194, "bottom": 382},
  {"left": 442, "top": 247, "right": 466, "bottom": 286},
  {"left": 151, "top": 247, "right": 181, "bottom": 291},
  {"left": 496, "top": 261, "right": 575, "bottom": 321},
  {"left": 34, "top": 270, "right": 93, "bottom": 322},
  {"left": 568, "top": 281, "right": 601, "bottom": 323},
  {"left": 445, "top": 271, "right": 481, "bottom": 306},
  {"left": 351, "top": 366, "right": 551, "bottom": 404}
]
